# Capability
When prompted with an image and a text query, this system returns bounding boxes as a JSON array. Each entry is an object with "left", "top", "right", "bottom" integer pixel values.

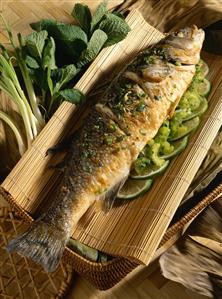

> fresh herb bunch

[{"left": 0, "top": 1, "right": 130, "bottom": 156}]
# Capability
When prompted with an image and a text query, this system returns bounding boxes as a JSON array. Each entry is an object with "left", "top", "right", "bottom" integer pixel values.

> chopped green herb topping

[
  {"left": 108, "top": 123, "right": 118, "bottom": 132},
  {"left": 104, "top": 135, "right": 114, "bottom": 145},
  {"left": 135, "top": 101, "right": 146, "bottom": 112},
  {"left": 82, "top": 163, "right": 93, "bottom": 173},
  {"left": 175, "top": 61, "right": 181, "bottom": 66}
]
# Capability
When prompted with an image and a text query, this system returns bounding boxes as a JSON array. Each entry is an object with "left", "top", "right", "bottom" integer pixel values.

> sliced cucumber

[
  {"left": 160, "top": 136, "right": 188, "bottom": 159},
  {"left": 117, "top": 178, "right": 153, "bottom": 200},
  {"left": 194, "top": 78, "right": 211, "bottom": 97},
  {"left": 169, "top": 116, "right": 200, "bottom": 141},
  {"left": 130, "top": 159, "right": 170, "bottom": 180}
]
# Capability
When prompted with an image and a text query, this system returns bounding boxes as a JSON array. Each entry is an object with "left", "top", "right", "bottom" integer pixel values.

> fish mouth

[{"left": 173, "top": 25, "right": 204, "bottom": 40}]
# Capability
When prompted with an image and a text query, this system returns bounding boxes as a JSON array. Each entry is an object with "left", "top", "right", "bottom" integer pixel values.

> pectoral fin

[{"left": 96, "top": 177, "right": 128, "bottom": 212}]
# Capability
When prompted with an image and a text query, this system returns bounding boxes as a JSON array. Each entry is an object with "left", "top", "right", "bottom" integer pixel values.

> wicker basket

[
  {"left": 0, "top": 202, "right": 73, "bottom": 298},
  {"left": 1, "top": 181, "right": 222, "bottom": 290}
]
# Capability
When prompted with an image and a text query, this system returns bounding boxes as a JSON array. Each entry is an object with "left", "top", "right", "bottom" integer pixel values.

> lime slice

[
  {"left": 160, "top": 136, "right": 188, "bottom": 159},
  {"left": 117, "top": 178, "right": 153, "bottom": 200},
  {"left": 130, "top": 159, "right": 170, "bottom": 180},
  {"left": 194, "top": 78, "right": 211, "bottom": 97},
  {"left": 169, "top": 116, "right": 200, "bottom": 141},
  {"left": 177, "top": 97, "right": 208, "bottom": 121},
  {"left": 196, "top": 59, "right": 209, "bottom": 77}
]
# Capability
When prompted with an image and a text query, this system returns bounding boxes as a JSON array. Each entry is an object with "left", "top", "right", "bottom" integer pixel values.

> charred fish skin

[{"left": 7, "top": 26, "right": 205, "bottom": 273}]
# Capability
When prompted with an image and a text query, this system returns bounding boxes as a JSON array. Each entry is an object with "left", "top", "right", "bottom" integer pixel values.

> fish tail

[{"left": 7, "top": 220, "right": 67, "bottom": 272}]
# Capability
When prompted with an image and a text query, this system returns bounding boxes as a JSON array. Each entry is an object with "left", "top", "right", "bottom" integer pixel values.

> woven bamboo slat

[
  {"left": 0, "top": 202, "right": 73, "bottom": 299},
  {"left": 1, "top": 8, "right": 222, "bottom": 265}
]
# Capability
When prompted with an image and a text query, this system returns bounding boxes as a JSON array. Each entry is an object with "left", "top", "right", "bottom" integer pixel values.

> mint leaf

[
  {"left": 55, "top": 24, "right": 87, "bottom": 44},
  {"left": 99, "top": 13, "right": 130, "bottom": 47},
  {"left": 90, "top": 1, "right": 107, "bottom": 32},
  {"left": 42, "top": 37, "right": 56, "bottom": 70},
  {"left": 78, "top": 29, "right": 107, "bottom": 67},
  {"left": 42, "top": 37, "right": 56, "bottom": 95},
  {"left": 25, "top": 55, "right": 39, "bottom": 69},
  {"left": 26, "top": 30, "right": 48, "bottom": 59},
  {"left": 53, "top": 64, "right": 77, "bottom": 92},
  {"left": 30, "top": 19, "right": 59, "bottom": 32},
  {"left": 30, "top": 19, "right": 87, "bottom": 44},
  {"left": 47, "top": 67, "right": 53, "bottom": 95},
  {"left": 28, "top": 68, "right": 48, "bottom": 91},
  {"left": 72, "top": 3, "right": 92, "bottom": 35},
  {"left": 57, "top": 89, "right": 85, "bottom": 104},
  {"left": 31, "top": 20, "right": 88, "bottom": 61}
]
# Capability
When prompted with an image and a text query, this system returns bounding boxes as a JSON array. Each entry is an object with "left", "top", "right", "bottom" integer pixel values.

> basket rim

[
  {"left": 160, "top": 179, "right": 222, "bottom": 246},
  {"left": 0, "top": 186, "right": 129, "bottom": 268},
  {"left": 1, "top": 180, "right": 222, "bottom": 267}
]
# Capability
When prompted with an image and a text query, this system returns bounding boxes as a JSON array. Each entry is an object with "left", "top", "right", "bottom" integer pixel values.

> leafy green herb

[
  {"left": 26, "top": 30, "right": 48, "bottom": 59},
  {"left": 42, "top": 37, "right": 56, "bottom": 70},
  {"left": 31, "top": 20, "right": 88, "bottom": 61},
  {"left": 0, "top": 1, "right": 131, "bottom": 158},
  {"left": 42, "top": 37, "right": 56, "bottom": 96},
  {"left": 99, "top": 13, "right": 130, "bottom": 47},
  {"left": 57, "top": 88, "right": 85, "bottom": 104},
  {"left": 78, "top": 29, "right": 107, "bottom": 67},
  {"left": 30, "top": 19, "right": 59, "bottom": 32},
  {"left": 25, "top": 55, "right": 39, "bottom": 69},
  {"left": 52, "top": 64, "right": 77, "bottom": 93},
  {"left": 90, "top": 1, "right": 107, "bottom": 32},
  {"left": 72, "top": 3, "right": 92, "bottom": 35},
  {"left": 31, "top": 19, "right": 87, "bottom": 45}
]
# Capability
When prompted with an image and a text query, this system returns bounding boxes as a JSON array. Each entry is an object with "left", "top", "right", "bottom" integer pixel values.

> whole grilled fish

[{"left": 7, "top": 26, "right": 205, "bottom": 272}]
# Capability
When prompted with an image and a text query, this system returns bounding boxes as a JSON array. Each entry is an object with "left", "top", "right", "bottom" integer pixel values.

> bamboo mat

[{"left": 1, "top": 10, "right": 222, "bottom": 265}]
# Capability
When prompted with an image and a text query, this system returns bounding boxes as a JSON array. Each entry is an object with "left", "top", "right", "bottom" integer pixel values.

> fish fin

[
  {"left": 7, "top": 220, "right": 68, "bottom": 273},
  {"left": 45, "top": 130, "right": 79, "bottom": 156},
  {"left": 98, "top": 177, "right": 128, "bottom": 212}
]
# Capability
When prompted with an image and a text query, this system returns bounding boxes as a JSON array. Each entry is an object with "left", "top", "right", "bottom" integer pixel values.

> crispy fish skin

[
  {"left": 7, "top": 26, "right": 205, "bottom": 272},
  {"left": 43, "top": 109, "right": 132, "bottom": 234}
]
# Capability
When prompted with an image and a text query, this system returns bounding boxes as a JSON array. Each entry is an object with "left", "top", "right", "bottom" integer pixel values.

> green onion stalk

[{"left": 0, "top": 16, "right": 45, "bottom": 156}]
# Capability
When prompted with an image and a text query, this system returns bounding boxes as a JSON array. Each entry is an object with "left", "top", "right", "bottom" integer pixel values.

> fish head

[{"left": 163, "top": 25, "right": 205, "bottom": 65}]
